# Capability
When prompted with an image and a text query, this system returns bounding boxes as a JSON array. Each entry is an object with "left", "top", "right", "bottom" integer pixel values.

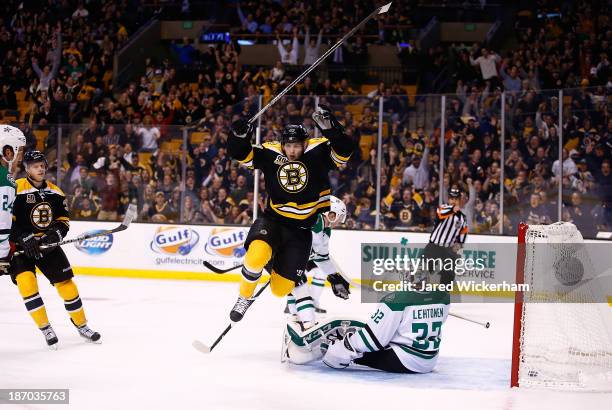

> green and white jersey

[
  {"left": 0, "top": 166, "right": 15, "bottom": 258},
  {"left": 348, "top": 290, "right": 450, "bottom": 373},
  {"left": 309, "top": 213, "right": 337, "bottom": 275}
]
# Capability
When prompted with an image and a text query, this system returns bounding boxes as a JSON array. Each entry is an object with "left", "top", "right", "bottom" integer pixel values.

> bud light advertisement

[{"left": 74, "top": 230, "right": 114, "bottom": 255}]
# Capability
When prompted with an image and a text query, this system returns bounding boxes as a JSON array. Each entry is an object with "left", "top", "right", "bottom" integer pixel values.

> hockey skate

[
  {"left": 72, "top": 319, "right": 101, "bottom": 343},
  {"left": 230, "top": 295, "right": 254, "bottom": 322},
  {"left": 314, "top": 304, "right": 327, "bottom": 314},
  {"left": 40, "top": 324, "right": 58, "bottom": 350}
]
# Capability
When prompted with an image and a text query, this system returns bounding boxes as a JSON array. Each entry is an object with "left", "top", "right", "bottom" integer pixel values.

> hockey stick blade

[
  {"left": 378, "top": 2, "right": 392, "bottom": 14},
  {"left": 193, "top": 280, "right": 270, "bottom": 354},
  {"left": 449, "top": 312, "right": 490, "bottom": 328},
  {"left": 203, "top": 261, "right": 243, "bottom": 274},
  {"left": 192, "top": 339, "right": 213, "bottom": 354}
]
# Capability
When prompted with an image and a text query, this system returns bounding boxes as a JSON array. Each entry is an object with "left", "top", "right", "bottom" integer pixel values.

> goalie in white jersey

[
  {"left": 285, "top": 270, "right": 450, "bottom": 374},
  {"left": 0, "top": 125, "right": 26, "bottom": 273},
  {"left": 286, "top": 195, "right": 350, "bottom": 317}
]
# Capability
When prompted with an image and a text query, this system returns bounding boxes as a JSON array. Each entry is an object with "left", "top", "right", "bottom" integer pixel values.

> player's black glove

[
  {"left": 231, "top": 119, "right": 254, "bottom": 139},
  {"left": 40, "top": 229, "right": 62, "bottom": 254},
  {"left": 327, "top": 273, "right": 350, "bottom": 300},
  {"left": 18, "top": 233, "right": 42, "bottom": 260},
  {"left": 312, "top": 104, "right": 344, "bottom": 132}
]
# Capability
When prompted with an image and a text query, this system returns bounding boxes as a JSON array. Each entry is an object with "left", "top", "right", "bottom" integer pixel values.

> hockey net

[{"left": 511, "top": 222, "right": 612, "bottom": 391}]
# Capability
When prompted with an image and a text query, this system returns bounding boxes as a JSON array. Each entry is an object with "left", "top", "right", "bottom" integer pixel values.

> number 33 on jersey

[{"left": 353, "top": 290, "right": 450, "bottom": 373}]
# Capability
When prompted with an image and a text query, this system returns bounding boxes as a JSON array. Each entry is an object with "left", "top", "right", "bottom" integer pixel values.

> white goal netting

[{"left": 516, "top": 222, "right": 612, "bottom": 390}]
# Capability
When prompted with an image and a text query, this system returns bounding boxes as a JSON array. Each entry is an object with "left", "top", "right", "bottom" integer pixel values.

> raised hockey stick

[
  {"left": 13, "top": 204, "right": 137, "bottom": 256},
  {"left": 192, "top": 279, "right": 271, "bottom": 354},
  {"left": 247, "top": 2, "right": 392, "bottom": 125},
  {"left": 202, "top": 261, "right": 242, "bottom": 274}
]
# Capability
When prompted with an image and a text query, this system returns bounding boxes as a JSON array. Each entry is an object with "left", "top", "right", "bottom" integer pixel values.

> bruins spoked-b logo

[
  {"left": 31, "top": 202, "right": 53, "bottom": 229},
  {"left": 277, "top": 161, "right": 308, "bottom": 193}
]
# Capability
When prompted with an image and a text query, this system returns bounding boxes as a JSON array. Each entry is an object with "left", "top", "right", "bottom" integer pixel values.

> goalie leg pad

[
  {"left": 322, "top": 332, "right": 362, "bottom": 369},
  {"left": 283, "top": 318, "right": 366, "bottom": 365},
  {"left": 16, "top": 271, "right": 50, "bottom": 329}
]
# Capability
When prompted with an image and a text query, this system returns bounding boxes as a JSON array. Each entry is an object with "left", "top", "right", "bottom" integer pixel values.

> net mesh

[{"left": 518, "top": 222, "right": 612, "bottom": 390}]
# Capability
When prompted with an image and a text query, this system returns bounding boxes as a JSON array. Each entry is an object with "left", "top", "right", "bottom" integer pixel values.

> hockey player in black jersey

[
  {"left": 227, "top": 105, "right": 353, "bottom": 327},
  {"left": 9, "top": 151, "right": 101, "bottom": 348}
]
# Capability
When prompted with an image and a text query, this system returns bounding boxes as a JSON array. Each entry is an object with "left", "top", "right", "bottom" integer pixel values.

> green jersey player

[
  {"left": 284, "top": 273, "right": 450, "bottom": 373},
  {"left": 0, "top": 125, "right": 26, "bottom": 274},
  {"left": 286, "top": 195, "right": 350, "bottom": 316},
  {"left": 322, "top": 288, "right": 450, "bottom": 373}
]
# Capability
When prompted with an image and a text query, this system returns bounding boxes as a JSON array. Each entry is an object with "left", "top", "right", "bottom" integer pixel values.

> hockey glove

[
  {"left": 322, "top": 332, "right": 361, "bottom": 369},
  {"left": 312, "top": 105, "right": 343, "bottom": 132},
  {"left": 327, "top": 273, "right": 350, "bottom": 300},
  {"left": 18, "top": 233, "right": 43, "bottom": 260},
  {"left": 231, "top": 119, "right": 254, "bottom": 139},
  {"left": 40, "top": 229, "right": 62, "bottom": 254}
]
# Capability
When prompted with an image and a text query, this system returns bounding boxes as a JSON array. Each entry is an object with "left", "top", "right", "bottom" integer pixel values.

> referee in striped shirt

[{"left": 423, "top": 187, "right": 468, "bottom": 285}]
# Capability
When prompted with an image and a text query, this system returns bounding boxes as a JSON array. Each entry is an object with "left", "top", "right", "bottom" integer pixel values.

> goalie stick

[
  {"left": 13, "top": 204, "right": 137, "bottom": 256},
  {"left": 330, "top": 256, "right": 491, "bottom": 329},
  {"left": 193, "top": 279, "right": 270, "bottom": 354}
]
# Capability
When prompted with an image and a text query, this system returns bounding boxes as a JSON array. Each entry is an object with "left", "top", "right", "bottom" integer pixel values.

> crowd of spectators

[
  {"left": 1, "top": 0, "right": 610, "bottom": 239},
  {"left": 233, "top": 0, "right": 414, "bottom": 45}
]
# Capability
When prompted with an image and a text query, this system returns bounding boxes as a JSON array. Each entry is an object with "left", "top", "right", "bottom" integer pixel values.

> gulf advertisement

[{"left": 63, "top": 221, "right": 248, "bottom": 279}]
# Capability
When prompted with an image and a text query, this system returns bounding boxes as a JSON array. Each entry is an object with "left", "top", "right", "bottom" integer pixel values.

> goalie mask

[
  {"left": 326, "top": 195, "right": 347, "bottom": 224},
  {"left": 0, "top": 124, "right": 26, "bottom": 168}
]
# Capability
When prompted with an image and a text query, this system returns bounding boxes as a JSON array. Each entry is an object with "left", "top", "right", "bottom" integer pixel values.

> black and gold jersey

[
  {"left": 228, "top": 128, "right": 353, "bottom": 228},
  {"left": 10, "top": 177, "right": 70, "bottom": 241}
]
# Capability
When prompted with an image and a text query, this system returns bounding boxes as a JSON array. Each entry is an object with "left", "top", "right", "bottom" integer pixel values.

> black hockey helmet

[
  {"left": 448, "top": 187, "right": 461, "bottom": 198},
  {"left": 280, "top": 124, "right": 308, "bottom": 145},
  {"left": 23, "top": 150, "right": 48, "bottom": 168}
]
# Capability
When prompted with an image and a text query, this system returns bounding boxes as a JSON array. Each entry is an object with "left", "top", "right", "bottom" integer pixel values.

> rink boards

[{"left": 64, "top": 221, "right": 612, "bottom": 304}]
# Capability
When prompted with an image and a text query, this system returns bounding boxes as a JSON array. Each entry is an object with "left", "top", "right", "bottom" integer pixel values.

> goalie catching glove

[
  {"left": 327, "top": 273, "right": 350, "bottom": 299},
  {"left": 312, "top": 105, "right": 344, "bottom": 132}
]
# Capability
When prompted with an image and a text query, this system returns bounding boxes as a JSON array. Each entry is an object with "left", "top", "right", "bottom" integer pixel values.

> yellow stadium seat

[
  {"left": 359, "top": 134, "right": 375, "bottom": 160},
  {"left": 33, "top": 130, "right": 48, "bottom": 151},
  {"left": 15, "top": 90, "right": 26, "bottom": 102},
  {"left": 191, "top": 131, "right": 211, "bottom": 145},
  {"left": 138, "top": 152, "right": 152, "bottom": 165},
  {"left": 161, "top": 139, "right": 182, "bottom": 154},
  {"left": 360, "top": 84, "right": 378, "bottom": 95}
]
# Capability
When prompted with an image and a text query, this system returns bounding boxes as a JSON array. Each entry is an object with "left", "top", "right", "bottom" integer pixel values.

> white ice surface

[{"left": 1, "top": 276, "right": 609, "bottom": 410}]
